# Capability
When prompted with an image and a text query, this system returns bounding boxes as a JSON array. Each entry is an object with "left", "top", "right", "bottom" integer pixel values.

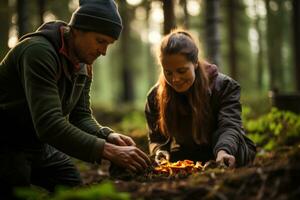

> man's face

[{"left": 72, "top": 29, "right": 116, "bottom": 65}]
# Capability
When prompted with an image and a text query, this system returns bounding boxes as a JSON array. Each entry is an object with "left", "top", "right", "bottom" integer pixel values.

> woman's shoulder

[
  {"left": 213, "top": 73, "right": 240, "bottom": 92},
  {"left": 145, "top": 84, "right": 159, "bottom": 114},
  {"left": 145, "top": 84, "right": 160, "bottom": 111},
  {"left": 146, "top": 83, "right": 159, "bottom": 99}
]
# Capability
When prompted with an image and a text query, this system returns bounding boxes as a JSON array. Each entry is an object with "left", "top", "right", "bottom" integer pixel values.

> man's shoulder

[
  {"left": 12, "top": 36, "right": 60, "bottom": 72},
  {"left": 16, "top": 36, "right": 56, "bottom": 55},
  {"left": 21, "top": 35, "right": 54, "bottom": 46}
]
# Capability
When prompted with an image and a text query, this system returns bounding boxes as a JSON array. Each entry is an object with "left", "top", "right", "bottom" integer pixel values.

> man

[{"left": 0, "top": 0, "right": 150, "bottom": 198}]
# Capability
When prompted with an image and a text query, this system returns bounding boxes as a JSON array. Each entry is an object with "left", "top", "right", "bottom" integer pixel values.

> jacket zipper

[{"left": 66, "top": 74, "right": 78, "bottom": 105}]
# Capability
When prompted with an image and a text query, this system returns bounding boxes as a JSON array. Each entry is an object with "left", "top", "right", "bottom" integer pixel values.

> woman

[{"left": 145, "top": 29, "right": 256, "bottom": 167}]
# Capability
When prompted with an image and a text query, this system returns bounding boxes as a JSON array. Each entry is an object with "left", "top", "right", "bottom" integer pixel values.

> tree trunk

[
  {"left": 37, "top": 0, "right": 46, "bottom": 25},
  {"left": 0, "top": 0, "right": 10, "bottom": 60},
  {"left": 17, "top": 0, "right": 31, "bottom": 37},
  {"left": 180, "top": 0, "right": 189, "bottom": 29},
  {"left": 205, "top": 0, "right": 221, "bottom": 67},
  {"left": 255, "top": 0, "right": 264, "bottom": 90},
  {"left": 144, "top": 1, "right": 156, "bottom": 88},
  {"left": 266, "top": 0, "right": 284, "bottom": 91},
  {"left": 162, "top": 0, "right": 176, "bottom": 34},
  {"left": 119, "top": 1, "right": 134, "bottom": 103},
  {"left": 227, "top": 0, "right": 237, "bottom": 80},
  {"left": 292, "top": 0, "right": 300, "bottom": 91}
]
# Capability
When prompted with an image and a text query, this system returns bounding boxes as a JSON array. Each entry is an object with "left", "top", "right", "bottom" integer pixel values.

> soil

[{"left": 79, "top": 144, "right": 300, "bottom": 200}]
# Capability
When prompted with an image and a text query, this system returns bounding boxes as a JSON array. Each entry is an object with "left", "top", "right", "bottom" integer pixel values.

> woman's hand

[
  {"left": 155, "top": 150, "right": 170, "bottom": 164},
  {"left": 216, "top": 150, "right": 236, "bottom": 168},
  {"left": 107, "top": 133, "right": 136, "bottom": 146}
]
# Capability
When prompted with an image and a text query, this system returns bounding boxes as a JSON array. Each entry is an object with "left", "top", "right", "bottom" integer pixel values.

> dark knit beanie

[{"left": 69, "top": 0, "right": 123, "bottom": 39}]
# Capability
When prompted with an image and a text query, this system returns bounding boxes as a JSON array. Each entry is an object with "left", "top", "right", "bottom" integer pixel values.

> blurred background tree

[
  {"left": 0, "top": 0, "right": 299, "bottom": 116},
  {"left": 0, "top": 0, "right": 10, "bottom": 59}
]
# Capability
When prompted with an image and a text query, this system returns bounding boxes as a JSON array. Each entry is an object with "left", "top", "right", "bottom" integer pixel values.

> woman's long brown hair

[{"left": 156, "top": 29, "right": 211, "bottom": 144}]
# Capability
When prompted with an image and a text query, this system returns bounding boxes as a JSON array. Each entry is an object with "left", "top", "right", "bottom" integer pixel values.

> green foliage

[
  {"left": 15, "top": 181, "right": 131, "bottom": 200},
  {"left": 118, "top": 110, "right": 147, "bottom": 133},
  {"left": 244, "top": 107, "right": 300, "bottom": 151},
  {"left": 14, "top": 186, "right": 49, "bottom": 200},
  {"left": 241, "top": 92, "right": 272, "bottom": 118}
]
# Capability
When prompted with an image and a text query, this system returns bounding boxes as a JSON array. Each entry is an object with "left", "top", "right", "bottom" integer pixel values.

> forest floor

[
  {"left": 74, "top": 108, "right": 300, "bottom": 200},
  {"left": 78, "top": 139, "right": 300, "bottom": 200}
]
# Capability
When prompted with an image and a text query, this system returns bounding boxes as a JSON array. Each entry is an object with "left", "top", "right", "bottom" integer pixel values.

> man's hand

[
  {"left": 102, "top": 142, "right": 151, "bottom": 173},
  {"left": 107, "top": 133, "right": 136, "bottom": 146},
  {"left": 216, "top": 150, "right": 236, "bottom": 168}
]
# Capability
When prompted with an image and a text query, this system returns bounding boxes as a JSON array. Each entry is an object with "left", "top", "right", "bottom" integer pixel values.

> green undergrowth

[
  {"left": 243, "top": 107, "right": 300, "bottom": 151},
  {"left": 14, "top": 181, "right": 131, "bottom": 200}
]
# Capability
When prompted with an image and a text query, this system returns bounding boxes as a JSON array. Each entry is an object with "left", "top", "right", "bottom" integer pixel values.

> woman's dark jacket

[
  {"left": 145, "top": 72, "right": 256, "bottom": 166},
  {"left": 0, "top": 21, "right": 113, "bottom": 164}
]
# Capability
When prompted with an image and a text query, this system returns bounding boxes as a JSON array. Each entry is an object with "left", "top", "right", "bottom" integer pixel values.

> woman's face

[{"left": 161, "top": 54, "right": 197, "bottom": 93}]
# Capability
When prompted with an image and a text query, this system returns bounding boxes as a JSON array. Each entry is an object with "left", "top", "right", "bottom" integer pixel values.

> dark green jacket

[
  {"left": 0, "top": 21, "right": 112, "bottom": 163},
  {"left": 145, "top": 73, "right": 256, "bottom": 166}
]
